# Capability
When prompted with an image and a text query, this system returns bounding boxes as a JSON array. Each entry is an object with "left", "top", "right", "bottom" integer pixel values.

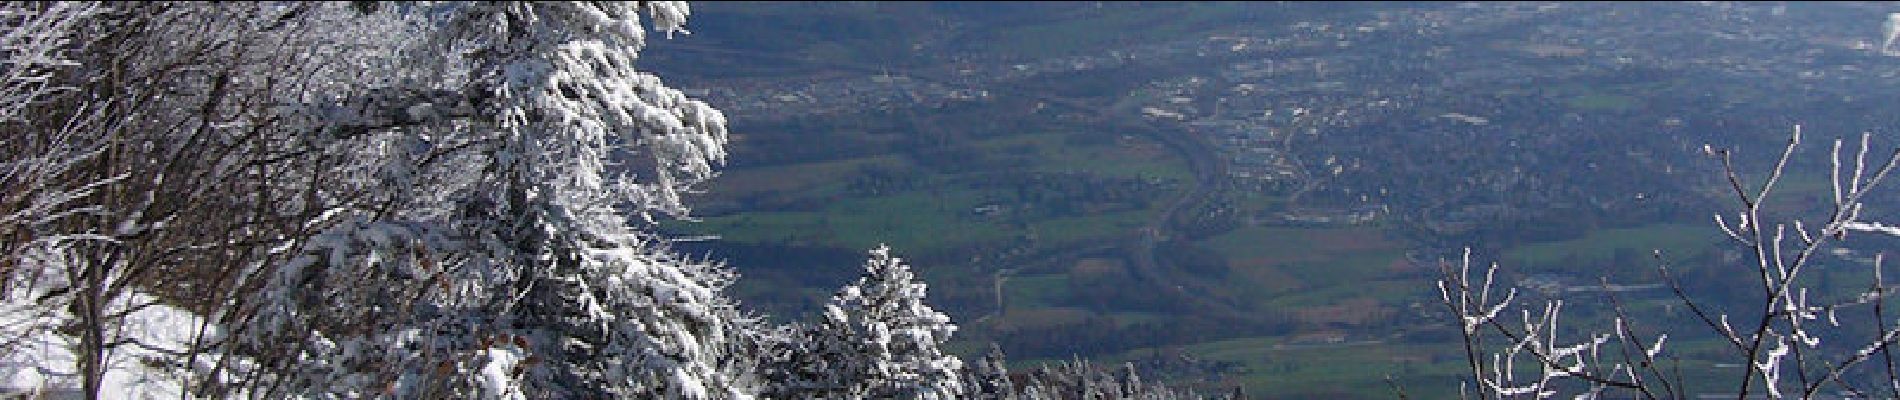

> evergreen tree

[
  {"left": 1016, "top": 358, "right": 1200, "bottom": 400},
  {"left": 965, "top": 343, "right": 1017, "bottom": 399},
  {"left": 767, "top": 245, "right": 965, "bottom": 399},
  {"left": 235, "top": 2, "right": 757, "bottom": 398}
]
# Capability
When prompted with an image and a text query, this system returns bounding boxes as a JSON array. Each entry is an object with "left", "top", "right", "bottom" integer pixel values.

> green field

[
  {"left": 1189, "top": 340, "right": 1465, "bottom": 399},
  {"left": 674, "top": 194, "right": 1017, "bottom": 256},
  {"left": 1003, "top": 274, "right": 1074, "bottom": 311},
  {"left": 1005, "top": 311, "right": 1769, "bottom": 398},
  {"left": 973, "top": 131, "right": 1195, "bottom": 182},
  {"left": 1002, "top": 337, "right": 1469, "bottom": 399},
  {"left": 1198, "top": 226, "right": 1414, "bottom": 307},
  {"left": 1544, "top": 79, "right": 1677, "bottom": 113},
  {"left": 1200, "top": 227, "right": 1327, "bottom": 260},
  {"left": 1502, "top": 223, "right": 1721, "bottom": 270},
  {"left": 676, "top": 128, "right": 1191, "bottom": 256},
  {"left": 699, "top": 155, "right": 908, "bottom": 201},
  {"left": 1033, "top": 209, "right": 1154, "bottom": 246},
  {"left": 1566, "top": 93, "right": 1642, "bottom": 111}
]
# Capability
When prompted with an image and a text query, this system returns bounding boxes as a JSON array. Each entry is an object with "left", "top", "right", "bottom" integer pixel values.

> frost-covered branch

[
  {"left": 1437, "top": 249, "right": 1659, "bottom": 398},
  {"left": 1716, "top": 128, "right": 1900, "bottom": 398},
  {"left": 1447, "top": 125, "right": 1900, "bottom": 399},
  {"left": 0, "top": 1, "right": 96, "bottom": 123}
]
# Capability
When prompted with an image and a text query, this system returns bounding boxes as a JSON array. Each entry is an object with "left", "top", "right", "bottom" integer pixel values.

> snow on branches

[
  {"left": 767, "top": 245, "right": 966, "bottom": 399},
  {"left": 226, "top": 2, "right": 749, "bottom": 398},
  {"left": 442, "top": 1, "right": 728, "bottom": 223},
  {"left": 1441, "top": 126, "right": 1900, "bottom": 399}
]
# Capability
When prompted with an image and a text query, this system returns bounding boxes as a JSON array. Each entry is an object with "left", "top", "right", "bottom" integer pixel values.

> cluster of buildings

[
  {"left": 678, "top": 1, "right": 1900, "bottom": 239},
  {"left": 1127, "top": 1, "right": 1900, "bottom": 232}
]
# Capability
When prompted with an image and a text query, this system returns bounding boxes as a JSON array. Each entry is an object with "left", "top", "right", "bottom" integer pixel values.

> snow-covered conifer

[
  {"left": 228, "top": 2, "right": 756, "bottom": 398},
  {"left": 1017, "top": 358, "right": 1198, "bottom": 400},
  {"left": 964, "top": 343, "right": 1017, "bottom": 399},
  {"left": 768, "top": 245, "right": 966, "bottom": 399}
]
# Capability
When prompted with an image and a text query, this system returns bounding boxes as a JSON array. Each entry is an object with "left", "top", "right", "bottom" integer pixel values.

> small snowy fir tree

[
  {"left": 964, "top": 343, "right": 1017, "bottom": 399},
  {"left": 767, "top": 245, "right": 966, "bottom": 399},
  {"left": 1016, "top": 359, "right": 1199, "bottom": 400}
]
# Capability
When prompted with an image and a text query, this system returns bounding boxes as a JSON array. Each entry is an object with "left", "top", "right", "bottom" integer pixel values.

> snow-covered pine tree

[
  {"left": 964, "top": 343, "right": 1017, "bottom": 399},
  {"left": 1016, "top": 358, "right": 1200, "bottom": 400},
  {"left": 767, "top": 245, "right": 966, "bottom": 399},
  {"left": 231, "top": 2, "right": 762, "bottom": 398}
]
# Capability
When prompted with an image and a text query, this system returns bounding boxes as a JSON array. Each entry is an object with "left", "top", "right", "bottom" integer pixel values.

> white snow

[
  {"left": 478, "top": 344, "right": 528, "bottom": 400},
  {"left": 0, "top": 292, "right": 202, "bottom": 399}
]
